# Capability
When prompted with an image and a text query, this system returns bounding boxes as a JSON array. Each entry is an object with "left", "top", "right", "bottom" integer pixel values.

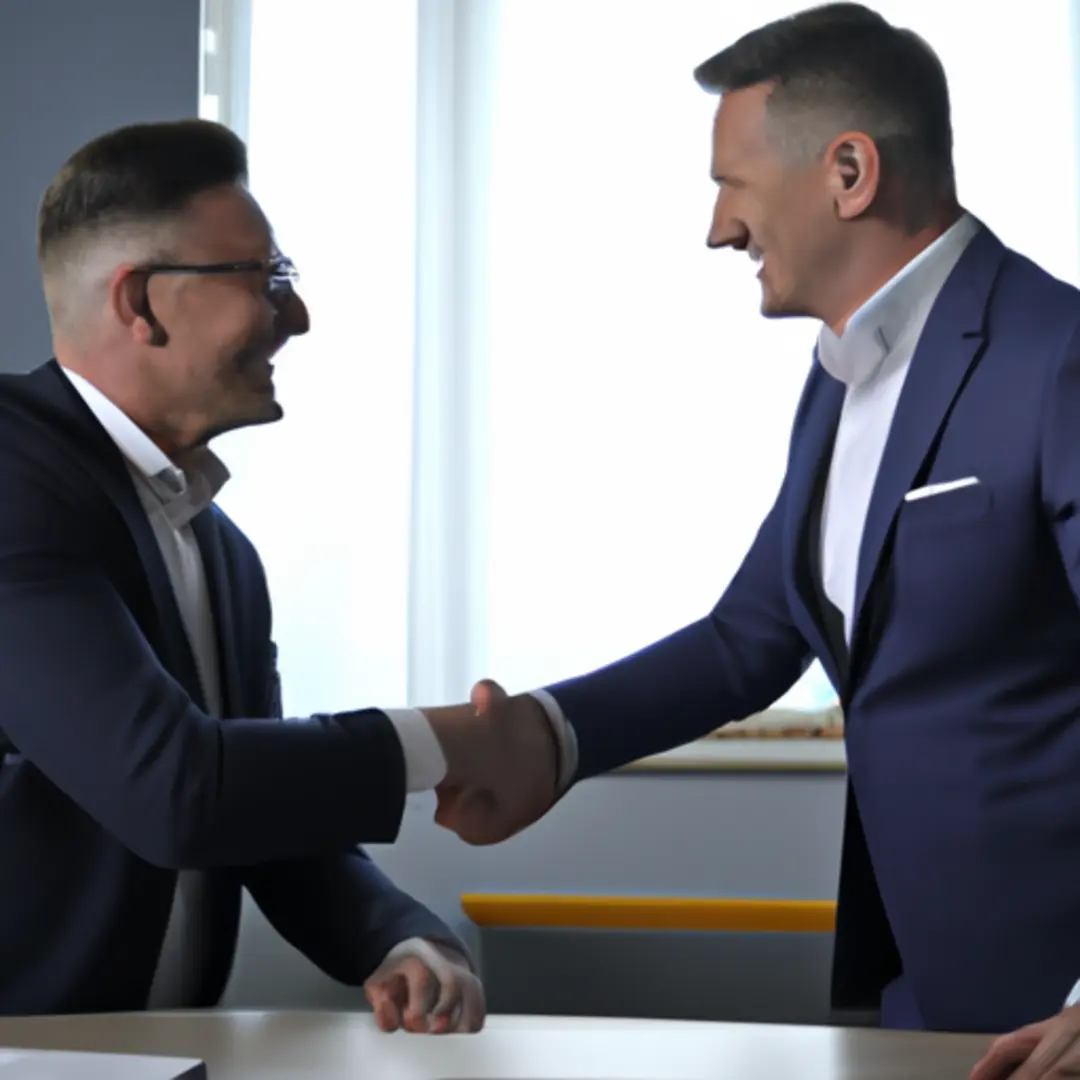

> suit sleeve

[
  {"left": 240, "top": 630, "right": 468, "bottom": 983},
  {"left": 242, "top": 852, "right": 468, "bottom": 986},
  {"left": 0, "top": 461, "right": 407, "bottom": 870},
  {"left": 545, "top": 471, "right": 813, "bottom": 780}
]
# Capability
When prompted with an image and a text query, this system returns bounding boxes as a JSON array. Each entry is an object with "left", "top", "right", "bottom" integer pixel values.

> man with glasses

[{"left": 0, "top": 118, "right": 507, "bottom": 1030}]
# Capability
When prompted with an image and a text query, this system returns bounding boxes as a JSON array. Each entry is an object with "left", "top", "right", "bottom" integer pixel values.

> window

[
  {"left": 201, "top": 0, "right": 1079, "bottom": 742},
  {"left": 200, "top": 0, "right": 419, "bottom": 712}
]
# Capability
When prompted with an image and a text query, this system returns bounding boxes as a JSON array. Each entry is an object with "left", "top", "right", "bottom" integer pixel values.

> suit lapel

[
  {"left": 103, "top": 470, "right": 210, "bottom": 713},
  {"left": 783, "top": 357, "right": 847, "bottom": 690},
  {"left": 190, "top": 509, "right": 243, "bottom": 719},
  {"left": 21, "top": 363, "right": 209, "bottom": 710},
  {"left": 849, "top": 227, "right": 1006, "bottom": 658}
]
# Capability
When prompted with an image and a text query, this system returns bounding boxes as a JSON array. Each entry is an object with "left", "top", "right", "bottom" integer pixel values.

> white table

[{"left": 0, "top": 1011, "right": 994, "bottom": 1080}]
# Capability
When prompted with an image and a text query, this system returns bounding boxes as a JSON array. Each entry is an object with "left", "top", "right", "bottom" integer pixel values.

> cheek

[
  {"left": 746, "top": 191, "right": 785, "bottom": 252},
  {"left": 767, "top": 205, "right": 828, "bottom": 273},
  {"left": 204, "top": 295, "right": 274, "bottom": 356}
]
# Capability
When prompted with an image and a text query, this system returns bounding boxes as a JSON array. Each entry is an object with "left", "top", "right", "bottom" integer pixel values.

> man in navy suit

[
  {"left": 0, "top": 117, "right": 540, "bottom": 1031},
  {"left": 418, "top": 2, "right": 1080, "bottom": 1069}
]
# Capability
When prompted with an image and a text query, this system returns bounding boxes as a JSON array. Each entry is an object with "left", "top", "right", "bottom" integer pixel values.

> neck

[{"left": 822, "top": 203, "right": 964, "bottom": 336}]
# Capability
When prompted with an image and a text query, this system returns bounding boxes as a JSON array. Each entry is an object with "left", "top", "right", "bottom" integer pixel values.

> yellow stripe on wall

[{"left": 460, "top": 894, "right": 836, "bottom": 934}]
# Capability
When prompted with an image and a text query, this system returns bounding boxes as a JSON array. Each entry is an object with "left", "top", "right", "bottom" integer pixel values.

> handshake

[{"left": 419, "top": 680, "right": 564, "bottom": 844}]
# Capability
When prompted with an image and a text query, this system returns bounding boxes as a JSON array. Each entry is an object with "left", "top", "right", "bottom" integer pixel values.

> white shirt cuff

[
  {"left": 383, "top": 708, "right": 447, "bottom": 791},
  {"left": 380, "top": 936, "right": 465, "bottom": 976},
  {"left": 528, "top": 688, "right": 578, "bottom": 792},
  {"left": 1065, "top": 976, "right": 1080, "bottom": 1008}
]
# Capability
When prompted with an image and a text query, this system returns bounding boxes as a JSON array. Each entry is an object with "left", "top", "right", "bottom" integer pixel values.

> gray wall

[
  {"left": 0, "top": 0, "right": 852, "bottom": 1025},
  {"left": 0, "top": 0, "right": 201, "bottom": 372}
]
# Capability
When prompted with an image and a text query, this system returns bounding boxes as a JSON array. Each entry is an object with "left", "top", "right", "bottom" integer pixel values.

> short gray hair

[{"left": 694, "top": 3, "right": 955, "bottom": 228}]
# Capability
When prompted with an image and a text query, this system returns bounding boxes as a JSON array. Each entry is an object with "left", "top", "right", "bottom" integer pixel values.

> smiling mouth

[{"left": 247, "top": 363, "right": 275, "bottom": 392}]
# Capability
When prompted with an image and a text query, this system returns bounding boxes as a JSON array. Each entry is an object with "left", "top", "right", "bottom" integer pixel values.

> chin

[
  {"left": 759, "top": 290, "right": 810, "bottom": 320},
  {"left": 760, "top": 297, "right": 793, "bottom": 318},
  {"left": 204, "top": 403, "right": 284, "bottom": 444},
  {"left": 250, "top": 400, "right": 284, "bottom": 425},
  {"left": 232, "top": 398, "right": 286, "bottom": 433}
]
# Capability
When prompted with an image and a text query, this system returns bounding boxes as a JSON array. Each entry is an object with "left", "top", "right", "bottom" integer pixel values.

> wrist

[{"left": 420, "top": 706, "right": 473, "bottom": 786}]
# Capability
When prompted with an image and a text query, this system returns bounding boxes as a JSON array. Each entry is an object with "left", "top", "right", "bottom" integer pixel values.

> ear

[
  {"left": 823, "top": 132, "right": 880, "bottom": 221},
  {"left": 107, "top": 266, "right": 160, "bottom": 346}
]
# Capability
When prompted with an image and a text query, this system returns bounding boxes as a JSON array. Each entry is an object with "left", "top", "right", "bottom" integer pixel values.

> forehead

[
  {"left": 711, "top": 83, "right": 775, "bottom": 169},
  {"left": 180, "top": 183, "right": 274, "bottom": 258}
]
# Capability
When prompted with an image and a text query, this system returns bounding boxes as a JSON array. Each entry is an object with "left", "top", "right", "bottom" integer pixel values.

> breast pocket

[
  {"left": 900, "top": 481, "right": 994, "bottom": 528},
  {"left": 893, "top": 481, "right": 1009, "bottom": 631}
]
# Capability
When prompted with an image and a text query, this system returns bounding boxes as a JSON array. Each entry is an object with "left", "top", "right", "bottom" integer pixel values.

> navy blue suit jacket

[
  {"left": 0, "top": 361, "right": 461, "bottom": 1014},
  {"left": 546, "top": 223, "right": 1080, "bottom": 1033}
]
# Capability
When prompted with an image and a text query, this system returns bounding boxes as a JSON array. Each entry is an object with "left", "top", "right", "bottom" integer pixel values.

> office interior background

[{"left": 2, "top": 0, "right": 1076, "bottom": 1025}]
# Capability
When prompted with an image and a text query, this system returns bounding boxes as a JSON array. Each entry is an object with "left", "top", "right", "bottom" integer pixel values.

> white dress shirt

[{"left": 61, "top": 369, "right": 454, "bottom": 1007}]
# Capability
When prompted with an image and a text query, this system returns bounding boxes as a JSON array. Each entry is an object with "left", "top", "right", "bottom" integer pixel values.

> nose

[
  {"left": 706, "top": 189, "right": 748, "bottom": 251},
  {"left": 279, "top": 289, "right": 310, "bottom": 337}
]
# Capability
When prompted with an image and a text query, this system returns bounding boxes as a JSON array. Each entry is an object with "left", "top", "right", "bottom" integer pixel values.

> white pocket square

[{"left": 904, "top": 477, "right": 980, "bottom": 502}]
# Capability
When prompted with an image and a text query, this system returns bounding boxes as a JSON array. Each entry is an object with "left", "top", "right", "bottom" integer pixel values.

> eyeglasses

[{"left": 136, "top": 254, "right": 300, "bottom": 305}]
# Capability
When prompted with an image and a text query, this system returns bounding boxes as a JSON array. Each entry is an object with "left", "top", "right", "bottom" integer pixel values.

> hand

[
  {"left": 969, "top": 1004, "right": 1080, "bottom": 1079},
  {"left": 424, "top": 679, "right": 559, "bottom": 845},
  {"left": 363, "top": 940, "right": 485, "bottom": 1034}
]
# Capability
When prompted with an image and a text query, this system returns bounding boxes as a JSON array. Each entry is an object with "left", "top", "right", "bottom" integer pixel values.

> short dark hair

[
  {"left": 694, "top": 3, "right": 955, "bottom": 226},
  {"left": 37, "top": 118, "right": 248, "bottom": 268}
]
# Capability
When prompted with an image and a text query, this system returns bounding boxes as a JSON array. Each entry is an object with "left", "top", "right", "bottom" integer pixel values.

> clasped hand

[{"left": 423, "top": 679, "right": 560, "bottom": 844}]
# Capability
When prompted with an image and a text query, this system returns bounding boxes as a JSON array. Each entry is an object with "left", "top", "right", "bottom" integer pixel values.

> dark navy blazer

[
  {"left": 0, "top": 361, "right": 460, "bottom": 1014},
  {"left": 547, "top": 223, "right": 1080, "bottom": 1033}
]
